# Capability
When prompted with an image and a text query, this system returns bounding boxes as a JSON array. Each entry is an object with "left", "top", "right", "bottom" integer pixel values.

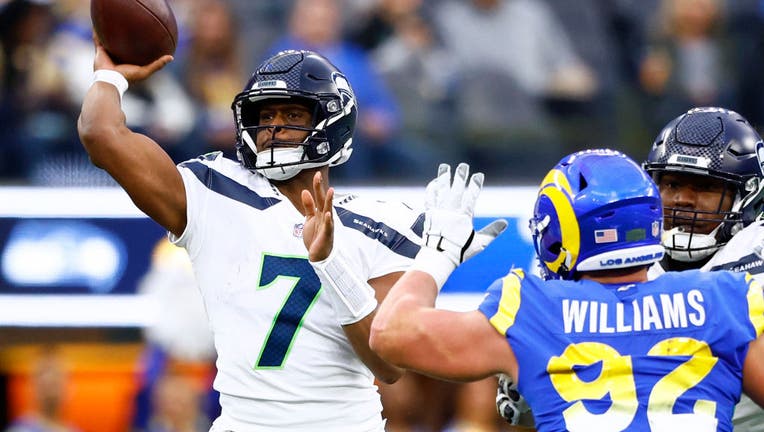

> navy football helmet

[
  {"left": 232, "top": 50, "right": 357, "bottom": 180},
  {"left": 530, "top": 149, "right": 664, "bottom": 280},
  {"left": 643, "top": 107, "right": 764, "bottom": 262}
]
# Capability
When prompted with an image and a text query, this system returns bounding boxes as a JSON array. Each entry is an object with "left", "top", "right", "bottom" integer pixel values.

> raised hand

[
  {"left": 93, "top": 36, "right": 173, "bottom": 83},
  {"left": 423, "top": 163, "right": 507, "bottom": 266},
  {"left": 301, "top": 171, "right": 335, "bottom": 262},
  {"left": 413, "top": 163, "right": 507, "bottom": 288}
]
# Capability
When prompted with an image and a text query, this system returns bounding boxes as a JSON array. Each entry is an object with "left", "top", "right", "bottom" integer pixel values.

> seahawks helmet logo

[
  {"left": 756, "top": 141, "right": 764, "bottom": 177},
  {"left": 332, "top": 72, "right": 355, "bottom": 108}
]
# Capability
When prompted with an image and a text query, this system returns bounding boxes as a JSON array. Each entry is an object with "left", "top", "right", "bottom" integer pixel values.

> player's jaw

[{"left": 663, "top": 207, "right": 724, "bottom": 235}]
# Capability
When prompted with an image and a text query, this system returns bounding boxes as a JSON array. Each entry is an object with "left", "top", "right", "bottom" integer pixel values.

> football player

[
  {"left": 367, "top": 150, "right": 764, "bottom": 431},
  {"left": 644, "top": 106, "right": 764, "bottom": 431},
  {"left": 79, "top": 47, "right": 421, "bottom": 431},
  {"left": 496, "top": 107, "right": 764, "bottom": 430}
]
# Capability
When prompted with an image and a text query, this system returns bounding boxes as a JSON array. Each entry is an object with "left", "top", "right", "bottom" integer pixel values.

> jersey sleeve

[
  {"left": 335, "top": 196, "right": 422, "bottom": 280},
  {"left": 743, "top": 273, "right": 764, "bottom": 337},
  {"left": 703, "top": 222, "right": 764, "bottom": 282},
  {"left": 478, "top": 269, "right": 524, "bottom": 336},
  {"left": 709, "top": 271, "right": 764, "bottom": 354},
  {"left": 168, "top": 153, "right": 223, "bottom": 259}
]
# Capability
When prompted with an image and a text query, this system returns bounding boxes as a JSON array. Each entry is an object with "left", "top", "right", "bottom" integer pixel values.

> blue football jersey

[{"left": 479, "top": 269, "right": 764, "bottom": 432}]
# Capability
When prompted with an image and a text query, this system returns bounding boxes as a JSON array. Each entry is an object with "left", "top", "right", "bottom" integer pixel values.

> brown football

[{"left": 90, "top": 0, "right": 178, "bottom": 66}]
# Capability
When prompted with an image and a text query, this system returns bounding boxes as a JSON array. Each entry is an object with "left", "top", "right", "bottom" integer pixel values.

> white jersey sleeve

[
  {"left": 333, "top": 192, "right": 423, "bottom": 280},
  {"left": 167, "top": 153, "right": 421, "bottom": 432},
  {"left": 702, "top": 221, "right": 764, "bottom": 282}
]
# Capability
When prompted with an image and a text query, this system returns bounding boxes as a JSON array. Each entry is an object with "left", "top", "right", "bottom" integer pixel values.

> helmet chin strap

[
  {"left": 241, "top": 130, "right": 348, "bottom": 181},
  {"left": 662, "top": 226, "right": 721, "bottom": 262},
  {"left": 241, "top": 130, "right": 303, "bottom": 181},
  {"left": 255, "top": 147, "right": 304, "bottom": 181}
]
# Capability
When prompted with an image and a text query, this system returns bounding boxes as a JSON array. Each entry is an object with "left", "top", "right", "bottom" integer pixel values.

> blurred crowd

[{"left": 1, "top": 0, "right": 763, "bottom": 186}]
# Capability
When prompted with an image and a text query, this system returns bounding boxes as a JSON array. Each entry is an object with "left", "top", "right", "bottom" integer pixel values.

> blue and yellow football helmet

[{"left": 530, "top": 149, "right": 665, "bottom": 280}]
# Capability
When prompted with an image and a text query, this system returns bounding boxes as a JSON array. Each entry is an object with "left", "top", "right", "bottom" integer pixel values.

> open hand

[
  {"left": 301, "top": 172, "right": 334, "bottom": 262},
  {"left": 423, "top": 163, "right": 507, "bottom": 265}
]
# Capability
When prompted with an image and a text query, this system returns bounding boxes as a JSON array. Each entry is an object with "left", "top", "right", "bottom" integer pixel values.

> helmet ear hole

[
  {"left": 578, "top": 173, "right": 588, "bottom": 190},
  {"left": 548, "top": 242, "right": 562, "bottom": 255}
]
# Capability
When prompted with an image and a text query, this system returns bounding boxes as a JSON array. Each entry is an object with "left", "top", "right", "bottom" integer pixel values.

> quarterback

[{"left": 78, "top": 46, "right": 420, "bottom": 431}]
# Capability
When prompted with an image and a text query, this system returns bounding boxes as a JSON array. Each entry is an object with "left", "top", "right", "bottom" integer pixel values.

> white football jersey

[
  {"left": 170, "top": 153, "right": 422, "bottom": 431},
  {"left": 650, "top": 221, "right": 764, "bottom": 432}
]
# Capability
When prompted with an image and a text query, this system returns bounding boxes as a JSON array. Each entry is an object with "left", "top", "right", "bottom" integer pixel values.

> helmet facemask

[
  {"left": 661, "top": 181, "right": 736, "bottom": 262},
  {"left": 235, "top": 97, "right": 337, "bottom": 181},
  {"left": 657, "top": 171, "right": 764, "bottom": 262},
  {"left": 232, "top": 50, "right": 357, "bottom": 181}
]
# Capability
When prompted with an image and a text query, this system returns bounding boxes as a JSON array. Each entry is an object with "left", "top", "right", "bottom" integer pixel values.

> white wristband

[
  {"left": 92, "top": 69, "right": 128, "bottom": 100},
  {"left": 310, "top": 248, "right": 377, "bottom": 325},
  {"left": 410, "top": 247, "right": 456, "bottom": 290}
]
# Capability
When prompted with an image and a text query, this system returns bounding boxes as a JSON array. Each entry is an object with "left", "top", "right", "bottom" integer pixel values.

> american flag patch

[{"left": 595, "top": 229, "right": 618, "bottom": 243}]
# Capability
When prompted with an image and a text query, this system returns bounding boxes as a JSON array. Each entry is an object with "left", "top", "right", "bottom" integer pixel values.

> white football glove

[
  {"left": 412, "top": 163, "right": 508, "bottom": 289},
  {"left": 496, "top": 373, "right": 530, "bottom": 426}
]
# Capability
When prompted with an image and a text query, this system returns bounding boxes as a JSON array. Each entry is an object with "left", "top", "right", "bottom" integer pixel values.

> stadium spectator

[
  {"left": 638, "top": 0, "right": 735, "bottom": 131},
  {"left": 4, "top": 346, "right": 79, "bottom": 432},
  {"left": 0, "top": 0, "right": 80, "bottom": 183},
  {"left": 141, "top": 371, "right": 211, "bottom": 432},
  {"left": 433, "top": 0, "right": 598, "bottom": 182},
  {"left": 347, "top": 0, "right": 424, "bottom": 52},
  {"left": 268, "top": 0, "right": 429, "bottom": 182},
  {"left": 371, "top": 11, "right": 463, "bottom": 175},
  {"left": 170, "top": 0, "right": 245, "bottom": 160},
  {"left": 131, "top": 239, "right": 217, "bottom": 431}
]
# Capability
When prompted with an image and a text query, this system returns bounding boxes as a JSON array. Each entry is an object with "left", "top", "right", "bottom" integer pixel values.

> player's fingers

[
  {"left": 431, "top": 163, "right": 451, "bottom": 207},
  {"left": 462, "top": 171, "right": 484, "bottom": 215},
  {"left": 448, "top": 162, "right": 469, "bottom": 209},
  {"left": 323, "top": 187, "right": 334, "bottom": 218},
  {"left": 313, "top": 172, "right": 326, "bottom": 212},
  {"left": 322, "top": 210, "right": 334, "bottom": 234},
  {"left": 144, "top": 54, "right": 174, "bottom": 74},
  {"left": 301, "top": 189, "right": 316, "bottom": 218}
]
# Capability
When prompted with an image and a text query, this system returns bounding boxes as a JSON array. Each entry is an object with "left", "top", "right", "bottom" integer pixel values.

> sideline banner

[{"left": 0, "top": 186, "right": 538, "bottom": 325}]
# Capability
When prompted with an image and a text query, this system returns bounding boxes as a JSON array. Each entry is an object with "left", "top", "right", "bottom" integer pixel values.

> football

[{"left": 90, "top": 0, "right": 178, "bottom": 66}]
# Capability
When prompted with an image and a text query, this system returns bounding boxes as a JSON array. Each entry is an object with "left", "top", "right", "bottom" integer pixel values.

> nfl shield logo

[{"left": 293, "top": 223, "right": 304, "bottom": 238}]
